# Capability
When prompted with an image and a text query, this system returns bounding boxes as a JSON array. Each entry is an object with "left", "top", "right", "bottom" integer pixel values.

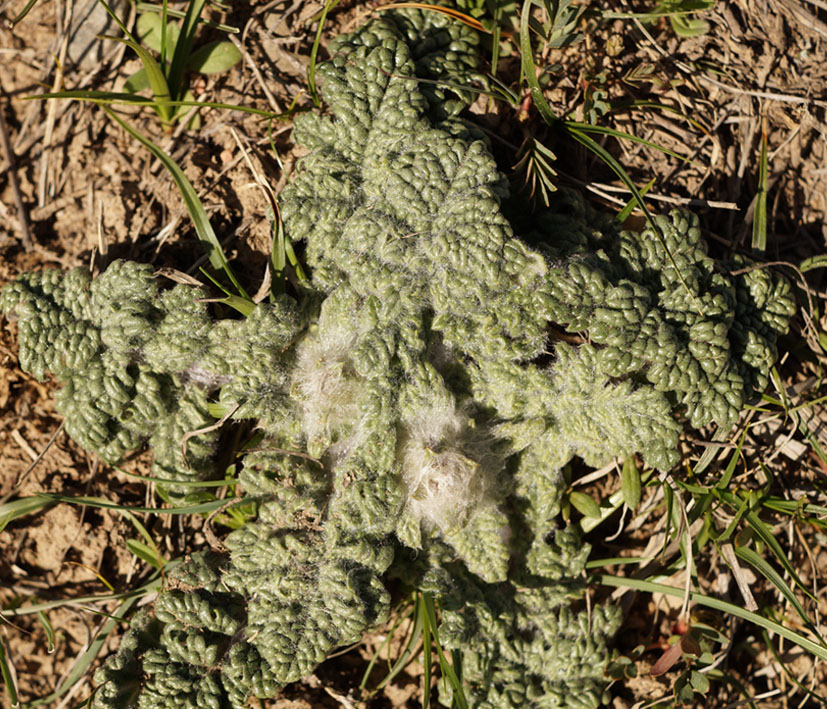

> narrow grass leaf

[
  {"left": 565, "top": 121, "right": 693, "bottom": 163},
  {"left": 742, "top": 507, "right": 816, "bottom": 602},
  {"left": 2, "top": 571, "right": 166, "bottom": 617},
  {"left": 115, "top": 467, "right": 231, "bottom": 488},
  {"left": 10, "top": 0, "right": 41, "bottom": 26},
  {"left": 103, "top": 107, "right": 249, "bottom": 298},
  {"left": 0, "top": 497, "right": 55, "bottom": 533},
  {"left": 617, "top": 177, "right": 655, "bottom": 223},
  {"left": 30, "top": 90, "right": 287, "bottom": 119},
  {"left": 752, "top": 116, "right": 768, "bottom": 251},
  {"left": 421, "top": 594, "right": 468, "bottom": 709},
  {"left": 361, "top": 600, "right": 422, "bottom": 693},
  {"left": 307, "top": 0, "right": 340, "bottom": 107},
  {"left": 167, "top": 0, "right": 207, "bottom": 103},
  {"left": 594, "top": 574, "right": 827, "bottom": 661},
  {"left": 519, "top": 0, "right": 558, "bottom": 126},
  {"left": 0, "top": 636, "right": 19, "bottom": 708},
  {"left": 35, "top": 492, "right": 238, "bottom": 515},
  {"left": 99, "top": 36, "right": 173, "bottom": 124},
  {"left": 126, "top": 539, "right": 166, "bottom": 569},
  {"left": 421, "top": 595, "right": 431, "bottom": 709},
  {"left": 36, "top": 611, "right": 56, "bottom": 654},
  {"left": 761, "top": 628, "right": 827, "bottom": 704},
  {"left": 734, "top": 545, "right": 820, "bottom": 636},
  {"left": 22, "top": 596, "right": 140, "bottom": 708}
]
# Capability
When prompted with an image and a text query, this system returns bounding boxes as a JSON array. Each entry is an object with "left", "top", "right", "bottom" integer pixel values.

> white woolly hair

[
  {"left": 292, "top": 320, "right": 364, "bottom": 452},
  {"left": 399, "top": 396, "right": 499, "bottom": 532}
]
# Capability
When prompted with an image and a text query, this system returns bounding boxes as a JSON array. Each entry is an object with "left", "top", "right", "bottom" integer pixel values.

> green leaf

[
  {"left": 569, "top": 491, "right": 602, "bottom": 519},
  {"left": 421, "top": 594, "right": 468, "bottom": 709},
  {"left": 595, "top": 574, "right": 827, "bottom": 661},
  {"left": 34, "top": 492, "right": 239, "bottom": 516},
  {"left": 123, "top": 67, "right": 150, "bottom": 93},
  {"left": 136, "top": 12, "right": 180, "bottom": 55},
  {"left": 125, "top": 539, "right": 166, "bottom": 569},
  {"left": 752, "top": 118, "right": 768, "bottom": 251},
  {"left": 620, "top": 457, "right": 642, "bottom": 510},
  {"left": 0, "top": 496, "right": 56, "bottom": 533},
  {"left": 36, "top": 611, "right": 57, "bottom": 654},
  {"left": 102, "top": 107, "right": 249, "bottom": 299},
  {"left": 307, "top": 0, "right": 340, "bottom": 107},
  {"left": 10, "top": 0, "right": 41, "bottom": 26},
  {"left": 670, "top": 14, "right": 710, "bottom": 37},
  {"left": 167, "top": 0, "right": 207, "bottom": 102},
  {"left": 519, "top": 0, "right": 558, "bottom": 126},
  {"left": 99, "top": 35, "right": 173, "bottom": 124},
  {"left": 0, "top": 636, "right": 19, "bottom": 708},
  {"left": 734, "top": 545, "right": 821, "bottom": 638},
  {"left": 800, "top": 255, "right": 827, "bottom": 272},
  {"left": 187, "top": 40, "right": 242, "bottom": 74}
]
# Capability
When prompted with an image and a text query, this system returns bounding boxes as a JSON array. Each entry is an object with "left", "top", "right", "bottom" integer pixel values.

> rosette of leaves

[{"left": 0, "top": 6, "right": 796, "bottom": 709}]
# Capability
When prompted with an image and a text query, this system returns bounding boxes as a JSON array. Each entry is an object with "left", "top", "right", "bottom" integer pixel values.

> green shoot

[
  {"left": 307, "top": 0, "right": 340, "bottom": 107},
  {"left": 102, "top": 106, "right": 249, "bottom": 300},
  {"left": 752, "top": 116, "right": 768, "bottom": 251}
]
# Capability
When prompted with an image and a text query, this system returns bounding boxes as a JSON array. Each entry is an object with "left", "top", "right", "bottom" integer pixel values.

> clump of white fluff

[
  {"left": 292, "top": 320, "right": 364, "bottom": 457},
  {"left": 399, "top": 395, "right": 500, "bottom": 532}
]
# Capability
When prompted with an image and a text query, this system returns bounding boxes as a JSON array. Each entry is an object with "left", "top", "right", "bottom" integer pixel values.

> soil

[{"left": 1, "top": 0, "right": 826, "bottom": 707}]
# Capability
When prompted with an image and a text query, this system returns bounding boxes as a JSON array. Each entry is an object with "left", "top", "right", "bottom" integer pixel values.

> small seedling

[{"left": 123, "top": 2, "right": 242, "bottom": 130}]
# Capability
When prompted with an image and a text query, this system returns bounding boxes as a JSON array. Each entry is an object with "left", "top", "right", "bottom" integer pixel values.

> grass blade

[
  {"left": 102, "top": 107, "right": 249, "bottom": 299},
  {"left": 594, "top": 574, "right": 827, "bottom": 661},
  {"left": 35, "top": 492, "right": 239, "bottom": 516},
  {"left": 751, "top": 116, "right": 768, "bottom": 251},
  {"left": 22, "top": 595, "right": 141, "bottom": 708},
  {"left": 307, "top": 0, "right": 340, "bottom": 107},
  {"left": 421, "top": 594, "right": 431, "bottom": 709},
  {"left": 167, "top": 0, "right": 207, "bottom": 103},
  {"left": 0, "top": 497, "right": 55, "bottom": 533},
  {"left": 421, "top": 594, "right": 468, "bottom": 709},
  {"left": 125, "top": 539, "right": 165, "bottom": 569},
  {"left": 10, "top": 0, "right": 41, "bottom": 26},
  {"left": 519, "top": 0, "right": 558, "bottom": 126},
  {"left": 36, "top": 611, "right": 56, "bottom": 654},
  {"left": 565, "top": 120, "right": 694, "bottom": 163},
  {"left": 734, "top": 545, "right": 821, "bottom": 637},
  {"left": 0, "top": 636, "right": 19, "bottom": 708},
  {"left": 616, "top": 177, "right": 654, "bottom": 222},
  {"left": 99, "top": 36, "right": 173, "bottom": 124},
  {"left": 30, "top": 90, "right": 289, "bottom": 119}
]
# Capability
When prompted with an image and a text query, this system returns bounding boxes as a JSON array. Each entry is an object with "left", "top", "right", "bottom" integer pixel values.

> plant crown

[{"left": 0, "top": 8, "right": 795, "bottom": 709}]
